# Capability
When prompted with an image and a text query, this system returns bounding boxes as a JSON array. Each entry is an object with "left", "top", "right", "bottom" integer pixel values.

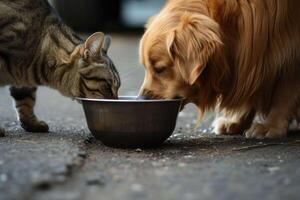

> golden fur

[{"left": 139, "top": 0, "right": 300, "bottom": 139}]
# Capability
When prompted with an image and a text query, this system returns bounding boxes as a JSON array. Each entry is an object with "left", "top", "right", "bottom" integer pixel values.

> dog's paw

[
  {"left": 245, "top": 123, "right": 287, "bottom": 139},
  {"left": 21, "top": 120, "right": 49, "bottom": 133},
  {"left": 213, "top": 117, "right": 243, "bottom": 135}
]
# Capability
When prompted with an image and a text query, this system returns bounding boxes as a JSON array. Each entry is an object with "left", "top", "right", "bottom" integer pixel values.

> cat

[{"left": 0, "top": 0, "right": 121, "bottom": 136}]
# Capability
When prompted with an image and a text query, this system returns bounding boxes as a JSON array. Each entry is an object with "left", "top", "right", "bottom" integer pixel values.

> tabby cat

[{"left": 0, "top": 0, "right": 121, "bottom": 136}]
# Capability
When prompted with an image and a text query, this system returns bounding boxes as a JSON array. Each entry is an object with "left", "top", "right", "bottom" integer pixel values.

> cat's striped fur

[{"left": 0, "top": 0, "right": 120, "bottom": 135}]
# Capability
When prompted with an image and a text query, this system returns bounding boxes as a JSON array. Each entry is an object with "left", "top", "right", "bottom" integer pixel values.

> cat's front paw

[
  {"left": 21, "top": 120, "right": 49, "bottom": 133},
  {"left": 0, "top": 127, "right": 5, "bottom": 137},
  {"left": 245, "top": 123, "right": 287, "bottom": 139},
  {"left": 213, "top": 117, "right": 243, "bottom": 135}
]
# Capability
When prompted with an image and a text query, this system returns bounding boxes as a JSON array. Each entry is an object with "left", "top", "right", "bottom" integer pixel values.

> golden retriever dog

[{"left": 139, "top": 0, "right": 300, "bottom": 139}]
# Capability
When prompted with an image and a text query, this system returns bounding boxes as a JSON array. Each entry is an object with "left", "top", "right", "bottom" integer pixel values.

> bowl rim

[{"left": 76, "top": 96, "right": 183, "bottom": 103}]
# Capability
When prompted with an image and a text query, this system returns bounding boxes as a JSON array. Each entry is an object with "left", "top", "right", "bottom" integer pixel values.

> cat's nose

[{"left": 111, "top": 88, "right": 118, "bottom": 99}]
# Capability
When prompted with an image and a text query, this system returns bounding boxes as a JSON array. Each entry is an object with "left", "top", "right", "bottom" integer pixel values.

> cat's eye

[
  {"left": 78, "top": 59, "right": 88, "bottom": 67},
  {"left": 153, "top": 66, "right": 166, "bottom": 75},
  {"left": 102, "top": 83, "right": 113, "bottom": 94}
]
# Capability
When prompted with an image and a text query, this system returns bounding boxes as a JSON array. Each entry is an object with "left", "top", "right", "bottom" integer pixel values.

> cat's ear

[
  {"left": 101, "top": 35, "right": 111, "bottom": 55},
  {"left": 83, "top": 32, "right": 112, "bottom": 60},
  {"left": 83, "top": 32, "right": 105, "bottom": 59}
]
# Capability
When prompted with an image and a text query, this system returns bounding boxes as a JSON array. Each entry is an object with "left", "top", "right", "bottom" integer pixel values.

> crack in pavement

[{"left": 26, "top": 135, "right": 97, "bottom": 200}]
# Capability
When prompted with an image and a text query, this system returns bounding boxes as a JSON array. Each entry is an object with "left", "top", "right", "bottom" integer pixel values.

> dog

[{"left": 139, "top": 0, "right": 300, "bottom": 139}]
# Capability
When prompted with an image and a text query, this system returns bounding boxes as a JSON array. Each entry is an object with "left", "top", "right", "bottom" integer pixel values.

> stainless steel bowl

[{"left": 78, "top": 96, "right": 182, "bottom": 148}]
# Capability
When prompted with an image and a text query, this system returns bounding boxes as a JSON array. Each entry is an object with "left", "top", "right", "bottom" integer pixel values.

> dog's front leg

[
  {"left": 213, "top": 106, "right": 255, "bottom": 135},
  {"left": 245, "top": 73, "right": 300, "bottom": 139}
]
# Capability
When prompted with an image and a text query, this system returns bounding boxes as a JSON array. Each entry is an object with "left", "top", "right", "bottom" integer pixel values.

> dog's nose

[
  {"left": 137, "top": 95, "right": 151, "bottom": 100},
  {"left": 138, "top": 88, "right": 146, "bottom": 98},
  {"left": 138, "top": 88, "right": 145, "bottom": 96},
  {"left": 138, "top": 89, "right": 153, "bottom": 100}
]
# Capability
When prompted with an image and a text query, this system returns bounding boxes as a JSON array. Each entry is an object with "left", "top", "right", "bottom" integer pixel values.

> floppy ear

[
  {"left": 83, "top": 32, "right": 105, "bottom": 59},
  {"left": 167, "top": 12, "right": 222, "bottom": 85}
]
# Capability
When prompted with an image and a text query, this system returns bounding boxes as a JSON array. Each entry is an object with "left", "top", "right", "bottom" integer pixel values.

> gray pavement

[{"left": 0, "top": 35, "right": 300, "bottom": 200}]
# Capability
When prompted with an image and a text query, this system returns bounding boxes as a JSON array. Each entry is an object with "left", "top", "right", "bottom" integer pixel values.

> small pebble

[
  {"left": 184, "top": 155, "right": 194, "bottom": 159},
  {"left": 131, "top": 183, "right": 144, "bottom": 193},
  {"left": 267, "top": 166, "right": 280, "bottom": 174},
  {"left": 178, "top": 162, "right": 187, "bottom": 168},
  {"left": 0, "top": 128, "right": 5, "bottom": 137},
  {"left": 139, "top": 159, "right": 145, "bottom": 164},
  {"left": 152, "top": 161, "right": 160, "bottom": 167},
  {"left": 53, "top": 165, "right": 68, "bottom": 176},
  {"left": 135, "top": 148, "right": 142, "bottom": 153},
  {"left": 86, "top": 178, "right": 105, "bottom": 186},
  {"left": 78, "top": 151, "right": 87, "bottom": 159},
  {"left": 31, "top": 174, "right": 52, "bottom": 190},
  {"left": 0, "top": 174, "right": 7, "bottom": 182}
]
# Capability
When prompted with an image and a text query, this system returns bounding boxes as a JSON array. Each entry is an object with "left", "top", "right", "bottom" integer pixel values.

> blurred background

[{"left": 48, "top": 0, "right": 164, "bottom": 32}]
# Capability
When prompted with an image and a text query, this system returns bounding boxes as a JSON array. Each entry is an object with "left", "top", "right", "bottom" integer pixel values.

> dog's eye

[{"left": 153, "top": 66, "right": 166, "bottom": 74}]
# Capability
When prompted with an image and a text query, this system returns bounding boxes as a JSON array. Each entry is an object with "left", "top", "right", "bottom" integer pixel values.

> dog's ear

[{"left": 167, "top": 12, "right": 222, "bottom": 85}]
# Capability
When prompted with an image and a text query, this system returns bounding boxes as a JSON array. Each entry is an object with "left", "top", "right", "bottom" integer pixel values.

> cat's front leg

[{"left": 10, "top": 86, "right": 49, "bottom": 133}]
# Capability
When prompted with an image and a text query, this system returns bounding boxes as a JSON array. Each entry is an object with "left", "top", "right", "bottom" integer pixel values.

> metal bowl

[{"left": 78, "top": 96, "right": 182, "bottom": 148}]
